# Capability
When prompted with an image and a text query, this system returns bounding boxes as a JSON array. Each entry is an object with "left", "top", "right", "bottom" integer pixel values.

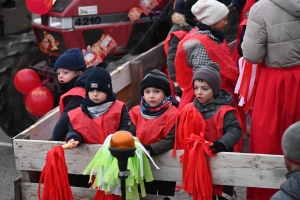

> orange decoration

[{"left": 110, "top": 131, "right": 135, "bottom": 149}]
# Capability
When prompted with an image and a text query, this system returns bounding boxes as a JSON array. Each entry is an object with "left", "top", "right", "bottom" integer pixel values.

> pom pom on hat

[
  {"left": 85, "top": 67, "right": 113, "bottom": 96},
  {"left": 191, "top": 0, "right": 229, "bottom": 26},
  {"left": 192, "top": 62, "right": 221, "bottom": 96},
  {"left": 282, "top": 121, "right": 300, "bottom": 164},
  {"left": 140, "top": 69, "right": 171, "bottom": 96},
  {"left": 54, "top": 48, "right": 87, "bottom": 72}
]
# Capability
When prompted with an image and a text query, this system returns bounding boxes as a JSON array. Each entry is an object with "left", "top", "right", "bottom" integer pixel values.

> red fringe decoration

[
  {"left": 38, "top": 146, "right": 74, "bottom": 200},
  {"left": 182, "top": 134, "right": 215, "bottom": 199},
  {"left": 173, "top": 105, "right": 216, "bottom": 199}
]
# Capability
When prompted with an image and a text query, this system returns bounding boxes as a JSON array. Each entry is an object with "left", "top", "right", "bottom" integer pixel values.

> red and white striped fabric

[{"left": 235, "top": 57, "right": 262, "bottom": 110}]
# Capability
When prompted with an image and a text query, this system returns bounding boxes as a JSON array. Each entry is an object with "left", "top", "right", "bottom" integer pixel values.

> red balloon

[
  {"left": 26, "top": 0, "right": 53, "bottom": 15},
  {"left": 25, "top": 86, "right": 54, "bottom": 117},
  {"left": 14, "top": 69, "right": 41, "bottom": 94}
]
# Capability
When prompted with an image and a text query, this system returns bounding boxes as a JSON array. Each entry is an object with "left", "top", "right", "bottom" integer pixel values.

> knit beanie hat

[
  {"left": 174, "top": 0, "right": 186, "bottom": 15},
  {"left": 185, "top": 0, "right": 197, "bottom": 20},
  {"left": 192, "top": 62, "right": 221, "bottom": 96},
  {"left": 140, "top": 69, "right": 171, "bottom": 96},
  {"left": 191, "top": 0, "right": 229, "bottom": 26},
  {"left": 282, "top": 121, "right": 300, "bottom": 164},
  {"left": 54, "top": 48, "right": 87, "bottom": 72},
  {"left": 85, "top": 67, "right": 113, "bottom": 96}
]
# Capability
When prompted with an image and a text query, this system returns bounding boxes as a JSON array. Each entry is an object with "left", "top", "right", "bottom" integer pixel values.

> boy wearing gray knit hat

[
  {"left": 270, "top": 122, "right": 300, "bottom": 200},
  {"left": 189, "top": 61, "right": 242, "bottom": 200}
]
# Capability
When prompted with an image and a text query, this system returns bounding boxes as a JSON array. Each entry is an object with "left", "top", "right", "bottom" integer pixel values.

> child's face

[
  {"left": 143, "top": 87, "right": 165, "bottom": 107},
  {"left": 210, "top": 15, "right": 228, "bottom": 31},
  {"left": 56, "top": 68, "right": 82, "bottom": 83},
  {"left": 88, "top": 90, "right": 108, "bottom": 103},
  {"left": 193, "top": 79, "right": 214, "bottom": 104}
]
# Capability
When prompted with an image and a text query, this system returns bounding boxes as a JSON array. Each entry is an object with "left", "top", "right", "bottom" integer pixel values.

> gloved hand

[{"left": 209, "top": 141, "right": 226, "bottom": 154}]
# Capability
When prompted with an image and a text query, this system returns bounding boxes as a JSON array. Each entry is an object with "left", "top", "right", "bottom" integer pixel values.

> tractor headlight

[
  {"left": 32, "top": 14, "right": 41, "bottom": 24},
  {"left": 49, "top": 17, "right": 72, "bottom": 29}
]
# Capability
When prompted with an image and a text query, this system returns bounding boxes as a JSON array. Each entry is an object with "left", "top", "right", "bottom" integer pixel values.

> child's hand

[
  {"left": 209, "top": 141, "right": 226, "bottom": 154},
  {"left": 67, "top": 139, "right": 79, "bottom": 149}
]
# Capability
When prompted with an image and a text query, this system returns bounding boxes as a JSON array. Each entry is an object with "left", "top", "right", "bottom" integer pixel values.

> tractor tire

[{"left": 0, "top": 31, "right": 42, "bottom": 138}]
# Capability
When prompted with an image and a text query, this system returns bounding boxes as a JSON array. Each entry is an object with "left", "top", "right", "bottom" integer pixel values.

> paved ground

[{"left": 0, "top": 128, "right": 18, "bottom": 200}]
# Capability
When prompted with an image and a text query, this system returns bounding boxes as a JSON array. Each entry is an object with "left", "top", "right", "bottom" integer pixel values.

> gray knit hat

[
  {"left": 192, "top": 62, "right": 221, "bottom": 96},
  {"left": 282, "top": 121, "right": 300, "bottom": 164},
  {"left": 140, "top": 69, "right": 171, "bottom": 96}
]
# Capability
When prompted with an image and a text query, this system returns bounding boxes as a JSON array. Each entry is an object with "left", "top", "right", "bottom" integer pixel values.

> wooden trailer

[{"left": 12, "top": 41, "right": 288, "bottom": 199}]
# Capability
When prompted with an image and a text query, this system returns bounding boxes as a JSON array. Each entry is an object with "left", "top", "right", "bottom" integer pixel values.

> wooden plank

[
  {"left": 129, "top": 61, "right": 144, "bottom": 105},
  {"left": 116, "top": 84, "right": 133, "bottom": 105},
  {"left": 21, "top": 182, "right": 96, "bottom": 200},
  {"left": 110, "top": 62, "right": 131, "bottom": 93},
  {"left": 134, "top": 43, "right": 166, "bottom": 75},
  {"left": 13, "top": 107, "right": 59, "bottom": 141},
  {"left": 21, "top": 182, "right": 187, "bottom": 200},
  {"left": 14, "top": 177, "right": 22, "bottom": 200},
  {"left": 13, "top": 139, "right": 287, "bottom": 189}
]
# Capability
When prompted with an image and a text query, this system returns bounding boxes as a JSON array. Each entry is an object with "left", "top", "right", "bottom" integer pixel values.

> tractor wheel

[{"left": 0, "top": 32, "right": 42, "bottom": 137}]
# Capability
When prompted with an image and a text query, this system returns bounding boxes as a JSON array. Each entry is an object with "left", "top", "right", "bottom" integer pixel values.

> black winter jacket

[
  {"left": 52, "top": 67, "right": 95, "bottom": 141},
  {"left": 270, "top": 167, "right": 300, "bottom": 200},
  {"left": 167, "top": 13, "right": 196, "bottom": 82},
  {"left": 193, "top": 89, "right": 242, "bottom": 151}
]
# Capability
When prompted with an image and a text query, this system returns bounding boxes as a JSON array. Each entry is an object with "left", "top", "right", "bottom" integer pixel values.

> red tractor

[{"left": 0, "top": 0, "right": 174, "bottom": 137}]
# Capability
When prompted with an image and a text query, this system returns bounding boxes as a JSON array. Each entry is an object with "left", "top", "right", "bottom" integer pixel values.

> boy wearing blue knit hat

[{"left": 52, "top": 48, "right": 88, "bottom": 141}]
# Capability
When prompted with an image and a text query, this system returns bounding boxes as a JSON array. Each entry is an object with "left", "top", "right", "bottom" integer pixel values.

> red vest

[
  {"left": 68, "top": 100, "right": 124, "bottom": 144},
  {"left": 58, "top": 87, "right": 86, "bottom": 118},
  {"left": 164, "top": 30, "right": 189, "bottom": 57},
  {"left": 175, "top": 29, "right": 239, "bottom": 98},
  {"left": 129, "top": 105, "right": 178, "bottom": 145},
  {"left": 163, "top": 30, "right": 189, "bottom": 97}
]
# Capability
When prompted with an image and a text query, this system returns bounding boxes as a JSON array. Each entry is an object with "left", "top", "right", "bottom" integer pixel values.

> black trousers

[{"left": 143, "top": 180, "right": 176, "bottom": 196}]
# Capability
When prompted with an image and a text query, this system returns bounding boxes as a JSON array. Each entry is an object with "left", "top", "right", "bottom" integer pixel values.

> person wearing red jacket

[
  {"left": 175, "top": 0, "right": 239, "bottom": 110},
  {"left": 129, "top": 69, "right": 178, "bottom": 198}
]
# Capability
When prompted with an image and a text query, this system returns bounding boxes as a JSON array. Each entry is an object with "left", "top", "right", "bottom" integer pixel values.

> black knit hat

[
  {"left": 140, "top": 69, "right": 171, "bottom": 96},
  {"left": 192, "top": 62, "right": 221, "bottom": 96},
  {"left": 85, "top": 67, "right": 112, "bottom": 96},
  {"left": 54, "top": 48, "right": 87, "bottom": 72},
  {"left": 282, "top": 121, "right": 300, "bottom": 164},
  {"left": 185, "top": 0, "right": 197, "bottom": 20},
  {"left": 174, "top": 0, "right": 185, "bottom": 15}
]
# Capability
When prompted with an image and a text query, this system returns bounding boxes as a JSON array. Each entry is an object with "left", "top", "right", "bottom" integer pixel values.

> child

[
  {"left": 129, "top": 69, "right": 178, "bottom": 197},
  {"left": 51, "top": 48, "right": 88, "bottom": 141},
  {"left": 66, "top": 67, "right": 130, "bottom": 146},
  {"left": 66, "top": 67, "right": 130, "bottom": 199},
  {"left": 175, "top": 0, "right": 239, "bottom": 110},
  {"left": 164, "top": 0, "right": 198, "bottom": 97},
  {"left": 270, "top": 121, "right": 300, "bottom": 200},
  {"left": 179, "top": 62, "right": 242, "bottom": 200}
]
